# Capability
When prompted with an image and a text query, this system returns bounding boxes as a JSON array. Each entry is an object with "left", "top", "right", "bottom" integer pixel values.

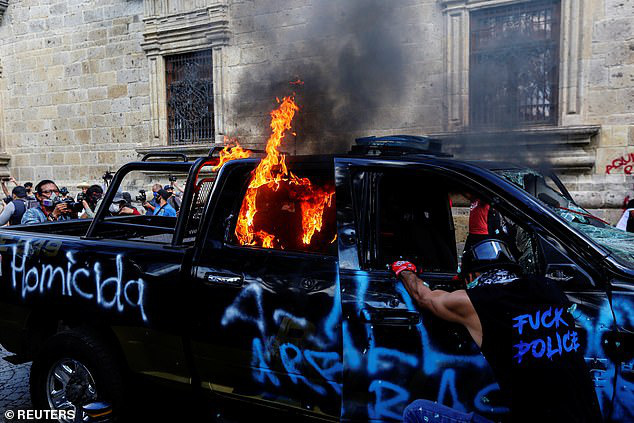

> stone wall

[
  {"left": 0, "top": 0, "right": 631, "bottom": 224},
  {"left": 0, "top": 0, "right": 149, "bottom": 189}
]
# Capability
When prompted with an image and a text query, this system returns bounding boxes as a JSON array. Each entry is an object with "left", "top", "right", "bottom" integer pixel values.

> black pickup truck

[{"left": 0, "top": 137, "right": 633, "bottom": 422}]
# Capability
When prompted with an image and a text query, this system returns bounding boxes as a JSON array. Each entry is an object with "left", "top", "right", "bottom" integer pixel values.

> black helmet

[{"left": 460, "top": 239, "right": 520, "bottom": 277}]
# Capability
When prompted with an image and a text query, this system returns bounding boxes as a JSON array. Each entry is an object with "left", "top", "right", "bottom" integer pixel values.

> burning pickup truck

[{"left": 1, "top": 99, "right": 633, "bottom": 422}]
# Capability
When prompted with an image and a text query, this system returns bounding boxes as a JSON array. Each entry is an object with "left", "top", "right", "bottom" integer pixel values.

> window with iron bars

[
  {"left": 469, "top": 1, "right": 560, "bottom": 128},
  {"left": 166, "top": 50, "right": 214, "bottom": 145}
]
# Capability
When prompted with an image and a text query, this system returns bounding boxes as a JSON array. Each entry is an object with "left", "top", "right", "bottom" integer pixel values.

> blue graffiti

[
  {"left": 437, "top": 369, "right": 466, "bottom": 411},
  {"left": 279, "top": 343, "right": 327, "bottom": 394},
  {"left": 251, "top": 338, "right": 280, "bottom": 386},
  {"left": 221, "top": 282, "right": 266, "bottom": 338},
  {"left": 9, "top": 241, "right": 147, "bottom": 322},
  {"left": 368, "top": 380, "right": 410, "bottom": 420}
]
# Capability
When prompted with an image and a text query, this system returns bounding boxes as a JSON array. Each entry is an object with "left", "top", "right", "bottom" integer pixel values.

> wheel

[{"left": 30, "top": 328, "right": 126, "bottom": 422}]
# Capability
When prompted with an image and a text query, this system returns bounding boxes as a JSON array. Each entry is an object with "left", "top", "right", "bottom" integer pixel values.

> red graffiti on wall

[{"left": 606, "top": 153, "right": 634, "bottom": 174}]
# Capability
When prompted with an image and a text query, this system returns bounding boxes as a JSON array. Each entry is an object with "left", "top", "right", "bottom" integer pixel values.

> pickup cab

[{"left": 0, "top": 138, "right": 633, "bottom": 421}]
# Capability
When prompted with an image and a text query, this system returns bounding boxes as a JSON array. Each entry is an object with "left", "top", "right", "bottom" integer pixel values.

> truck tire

[{"left": 30, "top": 328, "right": 126, "bottom": 421}]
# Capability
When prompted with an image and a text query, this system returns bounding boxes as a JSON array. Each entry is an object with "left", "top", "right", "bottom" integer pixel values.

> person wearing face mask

[
  {"left": 142, "top": 183, "right": 162, "bottom": 216},
  {"left": 80, "top": 185, "right": 104, "bottom": 219},
  {"left": 21, "top": 180, "right": 71, "bottom": 224},
  {"left": 154, "top": 189, "right": 177, "bottom": 217},
  {"left": 109, "top": 192, "right": 140, "bottom": 216}
]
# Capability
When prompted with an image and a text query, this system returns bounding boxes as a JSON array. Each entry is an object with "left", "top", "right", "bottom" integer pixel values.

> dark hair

[
  {"left": 12, "top": 186, "right": 27, "bottom": 198},
  {"left": 34, "top": 180, "right": 57, "bottom": 194},
  {"left": 24, "top": 182, "right": 33, "bottom": 189},
  {"left": 627, "top": 199, "right": 634, "bottom": 209}
]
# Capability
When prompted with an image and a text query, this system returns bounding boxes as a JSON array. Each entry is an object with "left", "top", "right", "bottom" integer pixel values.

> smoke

[{"left": 231, "top": 0, "right": 411, "bottom": 153}]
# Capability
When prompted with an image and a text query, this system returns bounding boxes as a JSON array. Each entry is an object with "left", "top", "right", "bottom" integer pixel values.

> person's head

[
  {"left": 86, "top": 185, "right": 103, "bottom": 206},
  {"left": 12, "top": 186, "right": 26, "bottom": 201},
  {"left": 60, "top": 187, "right": 69, "bottom": 197},
  {"left": 164, "top": 185, "right": 174, "bottom": 193},
  {"left": 157, "top": 189, "right": 171, "bottom": 205},
  {"left": 77, "top": 182, "right": 91, "bottom": 194},
  {"left": 152, "top": 183, "right": 162, "bottom": 193},
  {"left": 109, "top": 192, "right": 127, "bottom": 215},
  {"left": 34, "top": 180, "right": 60, "bottom": 208},
  {"left": 460, "top": 239, "right": 520, "bottom": 284},
  {"left": 24, "top": 182, "right": 33, "bottom": 194}
]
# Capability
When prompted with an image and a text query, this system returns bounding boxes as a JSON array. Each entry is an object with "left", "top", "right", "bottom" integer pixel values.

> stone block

[
  {"left": 48, "top": 152, "right": 64, "bottom": 165},
  {"left": 108, "top": 84, "right": 128, "bottom": 99},
  {"left": 98, "top": 151, "right": 116, "bottom": 165},
  {"left": 64, "top": 152, "right": 81, "bottom": 165}
]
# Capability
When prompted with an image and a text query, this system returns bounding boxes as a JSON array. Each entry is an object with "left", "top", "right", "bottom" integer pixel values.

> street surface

[{"left": 0, "top": 345, "right": 32, "bottom": 420}]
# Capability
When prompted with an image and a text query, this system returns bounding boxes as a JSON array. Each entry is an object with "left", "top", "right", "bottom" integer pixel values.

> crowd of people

[{"left": 0, "top": 176, "right": 183, "bottom": 225}]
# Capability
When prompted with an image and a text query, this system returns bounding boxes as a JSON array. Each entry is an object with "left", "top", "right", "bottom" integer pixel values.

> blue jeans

[{"left": 403, "top": 400, "right": 494, "bottom": 423}]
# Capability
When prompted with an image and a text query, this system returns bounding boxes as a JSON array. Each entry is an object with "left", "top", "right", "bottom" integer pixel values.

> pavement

[{"left": 0, "top": 345, "right": 32, "bottom": 419}]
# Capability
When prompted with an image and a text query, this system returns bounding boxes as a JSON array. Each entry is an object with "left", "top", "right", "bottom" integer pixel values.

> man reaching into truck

[{"left": 393, "top": 239, "right": 601, "bottom": 422}]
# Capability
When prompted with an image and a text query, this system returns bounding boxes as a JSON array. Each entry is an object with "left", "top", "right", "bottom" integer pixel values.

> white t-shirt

[{"left": 616, "top": 208, "right": 634, "bottom": 231}]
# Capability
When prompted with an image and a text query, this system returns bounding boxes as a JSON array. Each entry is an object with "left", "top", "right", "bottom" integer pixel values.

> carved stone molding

[
  {"left": 432, "top": 125, "right": 601, "bottom": 171},
  {"left": 141, "top": 1, "right": 230, "bottom": 146},
  {"left": 440, "top": 0, "right": 590, "bottom": 130}
]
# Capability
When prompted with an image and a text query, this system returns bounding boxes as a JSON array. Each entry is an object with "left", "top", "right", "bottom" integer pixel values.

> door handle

[
  {"left": 204, "top": 272, "right": 244, "bottom": 287},
  {"left": 361, "top": 308, "right": 421, "bottom": 326}
]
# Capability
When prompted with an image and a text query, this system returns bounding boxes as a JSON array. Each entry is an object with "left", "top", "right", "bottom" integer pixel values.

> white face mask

[{"left": 109, "top": 203, "right": 120, "bottom": 213}]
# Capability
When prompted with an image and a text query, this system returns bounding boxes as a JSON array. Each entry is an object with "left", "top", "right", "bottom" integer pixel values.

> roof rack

[
  {"left": 141, "top": 152, "right": 189, "bottom": 162},
  {"left": 207, "top": 146, "right": 266, "bottom": 157},
  {"left": 349, "top": 135, "right": 451, "bottom": 157}
]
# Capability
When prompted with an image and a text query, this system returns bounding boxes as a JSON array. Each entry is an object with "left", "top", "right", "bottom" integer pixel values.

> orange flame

[
  {"left": 235, "top": 96, "right": 334, "bottom": 249},
  {"left": 212, "top": 142, "right": 251, "bottom": 171}
]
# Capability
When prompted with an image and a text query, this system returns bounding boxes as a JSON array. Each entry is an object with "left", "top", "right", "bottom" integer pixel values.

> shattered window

[{"left": 569, "top": 222, "right": 634, "bottom": 268}]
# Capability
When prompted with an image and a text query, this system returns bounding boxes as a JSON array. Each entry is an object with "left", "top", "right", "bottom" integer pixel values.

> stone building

[{"left": 0, "top": 0, "right": 631, "bottom": 221}]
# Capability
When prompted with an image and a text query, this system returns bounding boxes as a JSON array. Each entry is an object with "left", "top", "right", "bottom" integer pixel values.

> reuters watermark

[{"left": 4, "top": 409, "right": 76, "bottom": 421}]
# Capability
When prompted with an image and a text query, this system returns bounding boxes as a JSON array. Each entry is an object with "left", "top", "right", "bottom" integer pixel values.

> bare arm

[{"left": 399, "top": 271, "right": 482, "bottom": 346}]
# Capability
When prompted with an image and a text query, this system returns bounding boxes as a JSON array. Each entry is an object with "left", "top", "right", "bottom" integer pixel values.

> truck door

[
  {"left": 335, "top": 159, "right": 497, "bottom": 421},
  {"left": 189, "top": 160, "right": 342, "bottom": 418}
]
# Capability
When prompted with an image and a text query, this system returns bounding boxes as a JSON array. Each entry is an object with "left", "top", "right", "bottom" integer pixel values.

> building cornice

[{"left": 141, "top": 4, "right": 230, "bottom": 56}]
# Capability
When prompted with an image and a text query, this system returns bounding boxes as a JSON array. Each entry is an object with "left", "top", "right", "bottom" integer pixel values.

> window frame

[{"left": 468, "top": 0, "right": 562, "bottom": 128}]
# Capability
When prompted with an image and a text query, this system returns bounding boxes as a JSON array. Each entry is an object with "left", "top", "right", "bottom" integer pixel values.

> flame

[
  {"left": 212, "top": 142, "right": 251, "bottom": 171},
  {"left": 235, "top": 96, "right": 334, "bottom": 249}
]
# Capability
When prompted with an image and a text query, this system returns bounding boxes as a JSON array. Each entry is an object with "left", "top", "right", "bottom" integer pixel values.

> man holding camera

[
  {"left": 142, "top": 183, "right": 163, "bottom": 216},
  {"left": 21, "top": 180, "right": 72, "bottom": 224}
]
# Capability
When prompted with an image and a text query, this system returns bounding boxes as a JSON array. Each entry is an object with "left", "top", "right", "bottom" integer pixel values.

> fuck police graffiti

[{"left": 512, "top": 306, "right": 580, "bottom": 363}]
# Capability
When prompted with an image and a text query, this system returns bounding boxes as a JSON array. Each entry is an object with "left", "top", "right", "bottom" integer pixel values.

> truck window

[{"left": 209, "top": 163, "right": 337, "bottom": 255}]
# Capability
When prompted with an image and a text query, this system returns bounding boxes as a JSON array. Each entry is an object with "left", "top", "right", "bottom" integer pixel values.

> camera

[
  {"left": 136, "top": 189, "right": 146, "bottom": 203},
  {"left": 168, "top": 175, "right": 177, "bottom": 182},
  {"left": 41, "top": 198, "right": 84, "bottom": 214},
  {"left": 1, "top": 177, "right": 10, "bottom": 183},
  {"left": 76, "top": 192, "right": 86, "bottom": 202},
  {"left": 102, "top": 171, "right": 114, "bottom": 181},
  {"left": 60, "top": 187, "right": 69, "bottom": 196}
]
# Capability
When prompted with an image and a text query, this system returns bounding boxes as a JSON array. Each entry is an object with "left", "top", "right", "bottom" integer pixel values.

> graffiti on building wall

[{"left": 605, "top": 154, "right": 634, "bottom": 174}]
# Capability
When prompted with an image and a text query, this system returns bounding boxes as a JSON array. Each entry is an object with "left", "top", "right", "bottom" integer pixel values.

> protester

[
  {"left": 142, "top": 183, "right": 162, "bottom": 216},
  {"left": 23, "top": 181, "right": 35, "bottom": 200},
  {"left": 21, "top": 180, "right": 71, "bottom": 224},
  {"left": 76, "top": 182, "right": 91, "bottom": 202},
  {"left": 109, "top": 192, "right": 140, "bottom": 216},
  {"left": 80, "top": 185, "right": 103, "bottom": 219},
  {"left": 60, "top": 187, "right": 71, "bottom": 201},
  {"left": 154, "top": 189, "right": 177, "bottom": 217},
  {"left": 164, "top": 185, "right": 181, "bottom": 212},
  {"left": 0, "top": 186, "right": 29, "bottom": 225},
  {"left": 0, "top": 176, "right": 17, "bottom": 198},
  {"left": 616, "top": 199, "right": 634, "bottom": 232},
  {"left": 394, "top": 239, "right": 601, "bottom": 422}
]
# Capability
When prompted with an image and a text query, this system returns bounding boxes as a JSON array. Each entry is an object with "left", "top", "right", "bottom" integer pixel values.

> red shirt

[{"left": 469, "top": 199, "right": 490, "bottom": 235}]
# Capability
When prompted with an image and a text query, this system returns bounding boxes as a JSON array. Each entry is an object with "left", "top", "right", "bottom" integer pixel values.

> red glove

[{"left": 391, "top": 261, "right": 417, "bottom": 277}]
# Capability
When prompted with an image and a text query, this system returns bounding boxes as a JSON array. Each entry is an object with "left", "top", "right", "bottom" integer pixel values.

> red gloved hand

[{"left": 391, "top": 261, "right": 417, "bottom": 277}]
